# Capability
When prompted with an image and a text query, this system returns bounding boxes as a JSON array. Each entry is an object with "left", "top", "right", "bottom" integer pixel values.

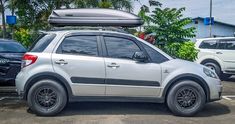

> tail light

[{"left": 21, "top": 54, "right": 38, "bottom": 68}]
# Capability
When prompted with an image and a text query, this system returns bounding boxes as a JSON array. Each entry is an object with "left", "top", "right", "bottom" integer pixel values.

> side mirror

[{"left": 133, "top": 51, "right": 148, "bottom": 62}]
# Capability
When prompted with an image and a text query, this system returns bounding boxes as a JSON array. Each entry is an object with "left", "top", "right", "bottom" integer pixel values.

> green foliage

[
  {"left": 13, "top": 28, "right": 32, "bottom": 48},
  {"left": 9, "top": 0, "right": 133, "bottom": 31},
  {"left": 146, "top": 7, "right": 196, "bottom": 46},
  {"left": 164, "top": 42, "right": 198, "bottom": 61}
]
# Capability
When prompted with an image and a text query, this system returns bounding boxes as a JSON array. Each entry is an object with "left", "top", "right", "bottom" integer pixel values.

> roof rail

[{"left": 49, "top": 26, "right": 129, "bottom": 33}]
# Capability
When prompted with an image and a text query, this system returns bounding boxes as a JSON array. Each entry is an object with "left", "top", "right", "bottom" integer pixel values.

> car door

[
  {"left": 52, "top": 34, "right": 106, "bottom": 96},
  {"left": 216, "top": 39, "right": 235, "bottom": 72},
  {"left": 103, "top": 36, "right": 162, "bottom": 97}
]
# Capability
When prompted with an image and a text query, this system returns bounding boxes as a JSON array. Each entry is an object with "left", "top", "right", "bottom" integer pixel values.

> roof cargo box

[{"left": 48, "top": 9, "right": 143, "bottom": 27}]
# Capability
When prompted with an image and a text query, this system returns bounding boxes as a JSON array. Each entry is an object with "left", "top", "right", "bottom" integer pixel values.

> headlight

[{"left": 203, "top": 67, "right": 218, "bottom": 79}]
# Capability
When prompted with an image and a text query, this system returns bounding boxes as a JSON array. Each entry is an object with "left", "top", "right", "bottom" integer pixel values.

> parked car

[
  {"left": 0, "top": 39, "right": 26, "bottom": 85},
  {"left": 15, "top": 9, "right": 222, "bottom": 117},
  {"left": 195, "top": 37, "right": 235, "bottom": 80}
]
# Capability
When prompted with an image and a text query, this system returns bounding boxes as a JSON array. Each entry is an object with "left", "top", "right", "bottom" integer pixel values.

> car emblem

[{"left": 0, "top": 58, "right": 9, "bottom": 64}]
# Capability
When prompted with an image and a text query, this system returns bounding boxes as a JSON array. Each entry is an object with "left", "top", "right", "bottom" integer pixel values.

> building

[{"left": 186, "top": 17, "right": 235, "bottom": 41}]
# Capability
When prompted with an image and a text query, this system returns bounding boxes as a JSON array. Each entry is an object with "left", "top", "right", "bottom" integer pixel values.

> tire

[
  {"left": 203, "top": 62, "right": 221, "bottom": 78},
  {"left": 167, "top": 80, "right": 206, "bottom": 116},
  {"left": 27, "top": 79, "right": 67, "bottom": 116}
]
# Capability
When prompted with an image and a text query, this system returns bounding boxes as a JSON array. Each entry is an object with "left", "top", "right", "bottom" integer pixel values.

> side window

[
  {"left": 218, "top": 41, "right": 227, "bottom": 49},
  {"left": 104, "top": 36, "right": 141, "bottom": 59},
  {"left": 225, "top": 40, "right": 235, "bottom": 50},
  {"left": 59, "top": 36, "right": 98, "bottom": 56},
  {"left": 141, "top": 43, "right": 168, "bottom": 63},
  {"left": 199, "top": 40, "right": 217, "bottom": 49}
]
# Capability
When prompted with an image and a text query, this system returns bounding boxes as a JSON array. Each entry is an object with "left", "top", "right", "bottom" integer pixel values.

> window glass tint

[
  {"left": 218, "top": 41, "right": 227, "bottom": 49},
  {"left": 61, "top": 36, "right": 98, "bottom": 56},
  {"left": 218, "top": 40, "right": 235, "bottom": 50},
  {"left": 104, "top": 37, "right": 141, "bottom": 59},
  {"left": 141, "top": 43, "right": 168, "bottom": 63},
  {"left": 199, "top": 40, "right": 217, "bottom": 49},
  {"left": 225, "top": 41, "right": 235, "bottom": 50},
  {"left": 0, "top": 42, "right": 26, "bottom": 53},
  {"left": 30, "top": 33, "right": 56, "bottom": 52}
]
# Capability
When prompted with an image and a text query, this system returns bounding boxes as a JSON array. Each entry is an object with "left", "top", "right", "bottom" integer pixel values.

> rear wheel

[
  {"left": 27, "top": 79, "right": 67, "bottom": 116},
  {"left": 167, "top": 80, "right": 206, "bottom": 116}
]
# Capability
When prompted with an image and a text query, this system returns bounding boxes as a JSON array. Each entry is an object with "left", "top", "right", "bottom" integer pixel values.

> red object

[
  {"left": 22, "top": 54, "right": 38, "bottom": 68},
  {"left": 138, "top": 33, "right": 145, "bottom": 39}
]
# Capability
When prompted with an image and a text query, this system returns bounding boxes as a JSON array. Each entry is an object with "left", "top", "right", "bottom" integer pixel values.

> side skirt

[{"left": 69, "top": 96, "right": 165, "bottom": 103}]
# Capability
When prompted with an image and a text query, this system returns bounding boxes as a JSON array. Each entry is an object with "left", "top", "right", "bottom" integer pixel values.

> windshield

[{"left": 0, "top": 42, "right": 26, "bottom": 53}]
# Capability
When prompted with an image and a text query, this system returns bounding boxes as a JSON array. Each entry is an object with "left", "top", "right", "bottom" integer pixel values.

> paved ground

[{"left": 0, "top": 77, "right": 235, "bottom": 124}]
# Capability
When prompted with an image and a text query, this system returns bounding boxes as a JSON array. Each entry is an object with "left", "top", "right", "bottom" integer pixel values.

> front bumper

[{"left": 205, "top": 76, "right": 223, "bottom": 102}]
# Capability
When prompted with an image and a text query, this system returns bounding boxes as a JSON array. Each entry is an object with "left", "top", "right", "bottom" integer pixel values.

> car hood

[{"left": 161, "top": 59, "right": 205, "bottom": 72}]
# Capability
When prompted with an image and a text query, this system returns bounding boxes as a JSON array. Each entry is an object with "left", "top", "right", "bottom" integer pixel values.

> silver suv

[{"left": 16, "top": 29, "right": 222, "bottom": 116}]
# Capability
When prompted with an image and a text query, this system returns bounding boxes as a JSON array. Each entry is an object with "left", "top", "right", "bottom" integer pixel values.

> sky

[
  {"left": 133, "top": 0, "right": 235, "bottom": 25},
  {"left": 2, "top": 0, "right": 235, "bottom": 25}
]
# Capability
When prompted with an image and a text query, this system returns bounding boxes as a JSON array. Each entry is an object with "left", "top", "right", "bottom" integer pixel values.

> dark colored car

[{"left": 0, "top": 39, "right": 26, "bottom": 85}]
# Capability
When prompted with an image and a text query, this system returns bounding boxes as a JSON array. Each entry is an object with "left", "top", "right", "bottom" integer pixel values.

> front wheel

[
  {"left": 167, "top": 80, "right": 206, "bottom": 116},
  {"left": 27, "top": 79, "right": 67, "bottom": 116}
]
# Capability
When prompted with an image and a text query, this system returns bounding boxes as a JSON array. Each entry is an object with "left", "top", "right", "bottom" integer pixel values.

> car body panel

[
  {"left": 15, "top": 30, "right": 222, "bottom": 103},
  {"left": 104, "top": 57, "right": 162, "bottom": 97}
]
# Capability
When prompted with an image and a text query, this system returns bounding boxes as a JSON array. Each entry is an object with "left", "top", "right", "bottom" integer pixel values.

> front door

[
  {"left": 52, "top": 35, "right": 106, "bottom": 96},
  {"left": 103, "top": 36, "right": 162, "bottom": 97}
]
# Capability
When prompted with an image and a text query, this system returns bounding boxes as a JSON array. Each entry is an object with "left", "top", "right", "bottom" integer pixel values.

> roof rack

[{"left": 49, "top": 26, "right": 129, "bottom": 33}]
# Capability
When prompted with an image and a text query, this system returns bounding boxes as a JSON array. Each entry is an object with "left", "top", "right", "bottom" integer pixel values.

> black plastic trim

[
  {"left": 69, "top": 96, "right": 164, "bottom": 103},
  {"left": 71, "top": 77, "right": 160, "bottom": 87},
  {"left": 162, "top": 73, "right": 211, "bottom": 102},
  {"left": 23, "top": 72, "right": 73, "bottom": 100}
]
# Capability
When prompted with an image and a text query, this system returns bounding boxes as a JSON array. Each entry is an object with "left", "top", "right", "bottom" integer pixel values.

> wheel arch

[
  {"left": 162, "top": 74, "right": 210, "bottom": 102},
  {"left": 23, "top": 72, "right": 73, "bottom": 101},
  {"left": 200, "top": 59, "right": 222, "bottom": 70}
]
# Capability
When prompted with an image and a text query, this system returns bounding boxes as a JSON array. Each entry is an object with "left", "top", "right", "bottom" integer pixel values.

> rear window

[
  {"left": 0, "top": 42, "right": 26, "bottom": 53},
  {"left": 199, "top": 40, "right": 217, "bottom": 49},
  {"left": 29, "top": 33, "right": 56, "bottom": 52}
]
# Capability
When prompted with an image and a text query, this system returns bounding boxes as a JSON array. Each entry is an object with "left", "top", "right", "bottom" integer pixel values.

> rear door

[
  {"left": 216, "top": 39, "right": 235, "bottom": 72},
  {"left": 102, "top": 35, "right": 162, "bottom": 97},
  {"left": 52, "top": 34, "right": 106, "bottom": 96}
]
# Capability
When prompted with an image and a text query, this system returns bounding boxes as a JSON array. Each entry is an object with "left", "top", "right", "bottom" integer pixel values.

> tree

[
  {"left": 0, "top": 0, "right": 7, "bottom": 38},
  {"left": 73, "top": 0, "right": 133, "bottom": 12},
  {"left": 146, "top": 7, "right": 195, "bottom": 46}
]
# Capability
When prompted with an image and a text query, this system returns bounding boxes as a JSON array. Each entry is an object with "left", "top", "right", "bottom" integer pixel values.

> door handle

[
  {"left": 55, "top": 59, "right": 68, "bottom": 65},
  {"left": 216, "top": 52, "right": 223, "bottom": 54},
  {"left": 107, "top": 63, "right": 120, "bottom": 68}
]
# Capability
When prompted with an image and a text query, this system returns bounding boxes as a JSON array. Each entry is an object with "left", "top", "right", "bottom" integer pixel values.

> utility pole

[
  {"left": 209, "top": 0, "right": 212, "bottom": 37},
  {"left": 11, "top": 0, "right": 13, "bottom": 39}
]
